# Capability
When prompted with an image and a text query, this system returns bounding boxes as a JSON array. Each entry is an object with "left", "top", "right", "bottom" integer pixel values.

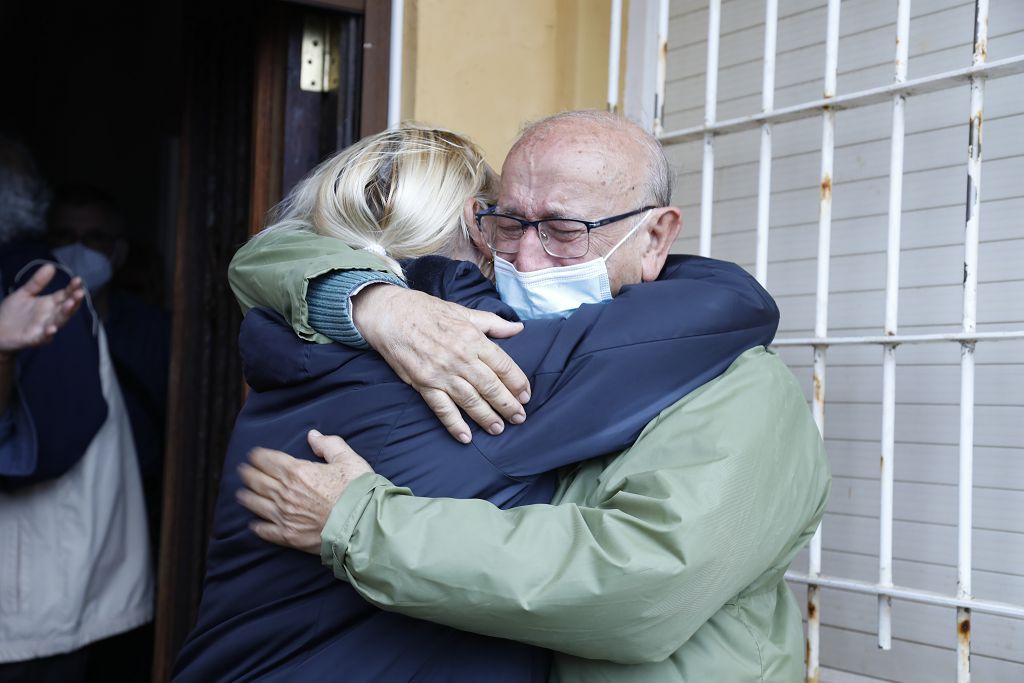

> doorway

[
  {"left": 156, "top": 1, "right": 392, "bottom": 679},
  {"left": 0, "top": 0, "right": 391, "bottom": 679}
]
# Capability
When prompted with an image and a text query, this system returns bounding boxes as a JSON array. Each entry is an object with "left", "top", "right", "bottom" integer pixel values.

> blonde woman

[
  {"left": 229, "top": 124, "right": 530, "bottom": 443},
  {"left": 173, "top": 124, "right": 778, "bottom": 681}
]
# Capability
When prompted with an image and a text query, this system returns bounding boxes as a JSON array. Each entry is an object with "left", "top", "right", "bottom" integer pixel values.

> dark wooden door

[
  {"left": 249, "top": 0, "right": 392, "bottom": 234},
  {"left": 153, "top": 1, "right": 390, "bottom": 679}
]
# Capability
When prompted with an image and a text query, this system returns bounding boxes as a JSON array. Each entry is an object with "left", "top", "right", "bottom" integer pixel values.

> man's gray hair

[
  {"left": 0, "top": 133, "right": 51, "bottom": 247},
  {"left": 516, "top": 110, "right": 674, "bottom": 207}
]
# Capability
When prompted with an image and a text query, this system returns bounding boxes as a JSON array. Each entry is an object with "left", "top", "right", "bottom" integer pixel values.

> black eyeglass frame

[{"left": 474, "top": 205, "right": 658, "bottom": 257}]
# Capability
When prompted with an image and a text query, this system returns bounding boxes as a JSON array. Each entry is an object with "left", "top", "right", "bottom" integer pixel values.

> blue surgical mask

[
  {"left": 53, "top": 242, "right": 113, "bottom": 292},
  {"left": 494, "top": 210, "right": 651, "bottom": 320}
]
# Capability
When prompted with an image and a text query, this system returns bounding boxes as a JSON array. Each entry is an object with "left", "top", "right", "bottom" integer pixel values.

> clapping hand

[{"left": 0, "top": 264, "right": 85, "bottom": 357}]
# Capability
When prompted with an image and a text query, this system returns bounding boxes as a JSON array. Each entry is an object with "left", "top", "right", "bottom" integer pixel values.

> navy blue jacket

[
  {"left": 0, "top": 240, "right": 107, "bottom": 488},
  {"left": 173, "top": 255, "right": 779, "bottom": 682}
]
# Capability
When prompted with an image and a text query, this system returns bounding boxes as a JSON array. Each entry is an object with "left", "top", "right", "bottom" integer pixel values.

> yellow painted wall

[{"left": 400, "top": 0, "right": 625, "bottom": 169}]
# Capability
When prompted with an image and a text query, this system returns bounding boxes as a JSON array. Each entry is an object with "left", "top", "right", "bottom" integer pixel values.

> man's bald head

[{"left": 509, "top": 111, "right": 673, "bottom": 208}]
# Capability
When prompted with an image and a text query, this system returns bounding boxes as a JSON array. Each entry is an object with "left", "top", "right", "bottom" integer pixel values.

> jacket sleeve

[
  {"left": 0, "top": 260, "right": 108, "bottom": 488},
  {"left": 321, "top": 349, "right": 830, "bottom": 663},
  {"left": 473, "top": 260, "right": 779, "bottom": 478},
  {"left": 228, "top": 230, "right": 396, "bottom": 343},
  {"left": 0, "top": 400, "right": 36, "bottom": 484}
]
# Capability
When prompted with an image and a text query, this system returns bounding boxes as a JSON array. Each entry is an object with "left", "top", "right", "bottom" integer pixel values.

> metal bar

[
  {"left": 387, "top": 0, "right": 404, "bottom": 128},
  {"left": 878, "top": 0, "right": 912, "bottom": 651},
  {"left": 785, "top": 572, "right": 1024, "bottom": 620},
  {"left": 755, "top": 0, "right": 779, "bottom": 286},
  {"left": 623, "top": 0, "right": 659, "bottom": 129},
  {"left": 770, "top": 331, "right": 1024, "bottom": 347},
  {"left": 807, "top": 3, "right": 842, "bottom": 680},
  {"left": 698, "top": 0, "right": 721, "bottom": 257},
  {"left": 653, "top": 0, "right": 670, "bottom": 133},
  {"left": 657, "top": 54, "right": 1024, "bottom": 145},
  {"left": 879, "top": 343, "right": 897, "bottom": 649},
  {"left": 608, "top": 0, "right": 623, "bottom": 113},
  {"left": 958, "top": 2, "right": 989, "bottom": 680}
]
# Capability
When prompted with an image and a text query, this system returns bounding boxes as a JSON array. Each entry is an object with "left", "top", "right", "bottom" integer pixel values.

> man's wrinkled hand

[
  {"left": 0, "top": 264, "right": 85, "bottom": 356},
  {"left": 237, "top": 430, "right": 373, "bottom": 555},
  {"left": 352, "top": 284, "right": 531, "bottom": 444}
]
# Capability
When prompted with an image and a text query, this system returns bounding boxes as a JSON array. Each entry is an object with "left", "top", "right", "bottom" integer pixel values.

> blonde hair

[{"left": 259, "top": 124, "right": 498, "bottom": 278}]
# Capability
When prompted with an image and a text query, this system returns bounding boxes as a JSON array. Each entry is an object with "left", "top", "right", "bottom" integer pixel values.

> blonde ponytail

[{"left": 258, "top": 124, "right": 498, "bottom": 279}]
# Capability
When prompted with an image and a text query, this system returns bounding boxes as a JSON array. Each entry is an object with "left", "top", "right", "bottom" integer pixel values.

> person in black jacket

[
  {"left": 0, "top": 134, "right": 106, "bottom": 490},
  {"left": 0, "top": 134, "right": 153, "bottom": 683},
  {"left": 0, "top": 263, "right": 85, "bottom": 475},
  {"left": 174, "top": 125, "right": 778, "bottom": 681}
]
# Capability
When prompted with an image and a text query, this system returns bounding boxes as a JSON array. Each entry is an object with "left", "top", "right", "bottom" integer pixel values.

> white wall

[{"left": 661, "top": 1, "right": 1024, "bottom": 681}]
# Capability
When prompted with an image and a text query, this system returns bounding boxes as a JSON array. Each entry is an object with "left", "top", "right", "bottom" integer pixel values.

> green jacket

[
  {"left": 228, "top": 231, "right": 831, "bottom": 682},
  {"left": 229, "top": 229, "right": 395, "bottom": 344}
]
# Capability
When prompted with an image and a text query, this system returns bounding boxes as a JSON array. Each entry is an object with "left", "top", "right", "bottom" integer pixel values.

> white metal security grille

[{"left": 619, "top": 1, "right": 1024, "bottom": 681}]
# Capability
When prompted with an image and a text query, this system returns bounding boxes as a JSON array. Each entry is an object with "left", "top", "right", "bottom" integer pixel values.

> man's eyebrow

[{"left": 497, "top": 205, "right": 577, "bottom": 220}]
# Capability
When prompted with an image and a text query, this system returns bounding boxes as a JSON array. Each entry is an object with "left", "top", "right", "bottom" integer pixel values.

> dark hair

[
  {"left": 0, "top": 131, "right": 52, "bottom": 245},
  {"left": 49, "top": 184, "right": 125, "bottom": 236}
]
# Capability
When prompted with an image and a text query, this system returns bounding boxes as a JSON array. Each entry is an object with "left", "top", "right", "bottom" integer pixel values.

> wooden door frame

[
  {"left": 291, "top": 0, "right": 391, "bottom": 139},
  {"left": 249, "top": 0, "right": 391, "bottom": 235},
  {"left": 154, "top": 2, "right": 392, "bottom": 680}
]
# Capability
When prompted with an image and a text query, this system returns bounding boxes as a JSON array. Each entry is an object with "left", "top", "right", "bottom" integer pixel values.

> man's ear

[
  {"left": 464, "top": 197, "right": 492, "bottom": 260},
  {"left": 640, "top": 207, "right": 682, "bottom": 282}
]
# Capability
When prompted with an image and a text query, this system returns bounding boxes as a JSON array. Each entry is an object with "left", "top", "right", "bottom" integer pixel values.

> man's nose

[{"left": 511, "top": 227, "right": 560, "bottom": 272}]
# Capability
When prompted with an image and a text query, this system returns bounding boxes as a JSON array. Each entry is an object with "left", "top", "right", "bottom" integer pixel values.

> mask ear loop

[
  {"left": 603, "top": 209, "right": 654, "bottom": 261},
  {"left": 12, "top": 258, "right": 100, "bottom": 337}
]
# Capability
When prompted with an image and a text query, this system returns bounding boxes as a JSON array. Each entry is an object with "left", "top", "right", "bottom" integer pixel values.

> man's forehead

[
  {"left": 499, "top": 134, "right": 642, "bottom": 216},
  {"left": 50, "top": 205, "right": 120, "bottom": 234}
]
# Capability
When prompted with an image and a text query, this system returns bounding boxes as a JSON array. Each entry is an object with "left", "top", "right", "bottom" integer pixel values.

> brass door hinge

[{"left": 300, "top": 16, "right": 339, "bottom": 93}]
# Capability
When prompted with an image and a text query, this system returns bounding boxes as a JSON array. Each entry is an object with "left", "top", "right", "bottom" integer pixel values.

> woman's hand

[
  {"left": 0, "top": 264, "right": 85, "bottom": 357},
  {"left": 352, "top": 284, "right": 531, "bottom": 443}
]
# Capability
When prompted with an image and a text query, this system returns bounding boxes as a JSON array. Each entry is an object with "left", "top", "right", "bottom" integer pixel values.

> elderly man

[{"left": 233, "top": 112, "right": 830, "bottom": 681}]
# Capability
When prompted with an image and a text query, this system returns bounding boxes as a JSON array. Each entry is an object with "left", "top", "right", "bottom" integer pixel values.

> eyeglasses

[{"left": 474, "top": 206, "right": 657, "bottom": 259}]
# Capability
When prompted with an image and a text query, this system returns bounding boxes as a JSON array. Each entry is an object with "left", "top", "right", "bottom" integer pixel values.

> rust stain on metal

[
  {"left": 807, "top": 600, "right": 817, "bottom": 620},
  {"left": 974, "top": 110, "right": 983, "bottom": 159},
  {"left": 813, "top": 372, "right": 824, "bottom": 406},
  {"left": 958, "top": 616, "right": 971, "bottom": 646},
  {"left": 804, "top": 638, "right": 820, "bottom": 683},
  {"left": 820, "top": 175, "right": 832, "bottom": 202},
  {"left": 660, "top": 39, "right": 668, "bottom": 60},
  {"left": 970, "top": 110, "right": 983, "bottom": 156},
  {"left": 975, "top": 37, "right": 987, "bottom": 62},
  {"left": 880, "top": 454, "right": 885, "bottom": 472}
]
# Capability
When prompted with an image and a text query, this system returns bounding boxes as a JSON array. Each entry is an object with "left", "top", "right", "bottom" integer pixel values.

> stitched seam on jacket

[
  {"left": 467, "top": 436, "right": 535, "bottom": 484},
  {"left": 377, "top": 397, "right": 527, "bottom": 494},
  {"left": 733, "top": 603, "right": 766, "bottom": 683},
  {"left": 377, "top": 396, "right": 418, "bottom": 463},
  {"left": 529, "top": 331, "right": 772, "bottom": 376}
]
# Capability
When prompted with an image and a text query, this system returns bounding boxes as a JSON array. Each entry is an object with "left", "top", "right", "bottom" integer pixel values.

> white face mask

[
  {"left": 494, "top": 210, "right": 651, "bottom": 320},
  {"left": 53, "top": 242, "right": 113, "bottom": 292}
]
